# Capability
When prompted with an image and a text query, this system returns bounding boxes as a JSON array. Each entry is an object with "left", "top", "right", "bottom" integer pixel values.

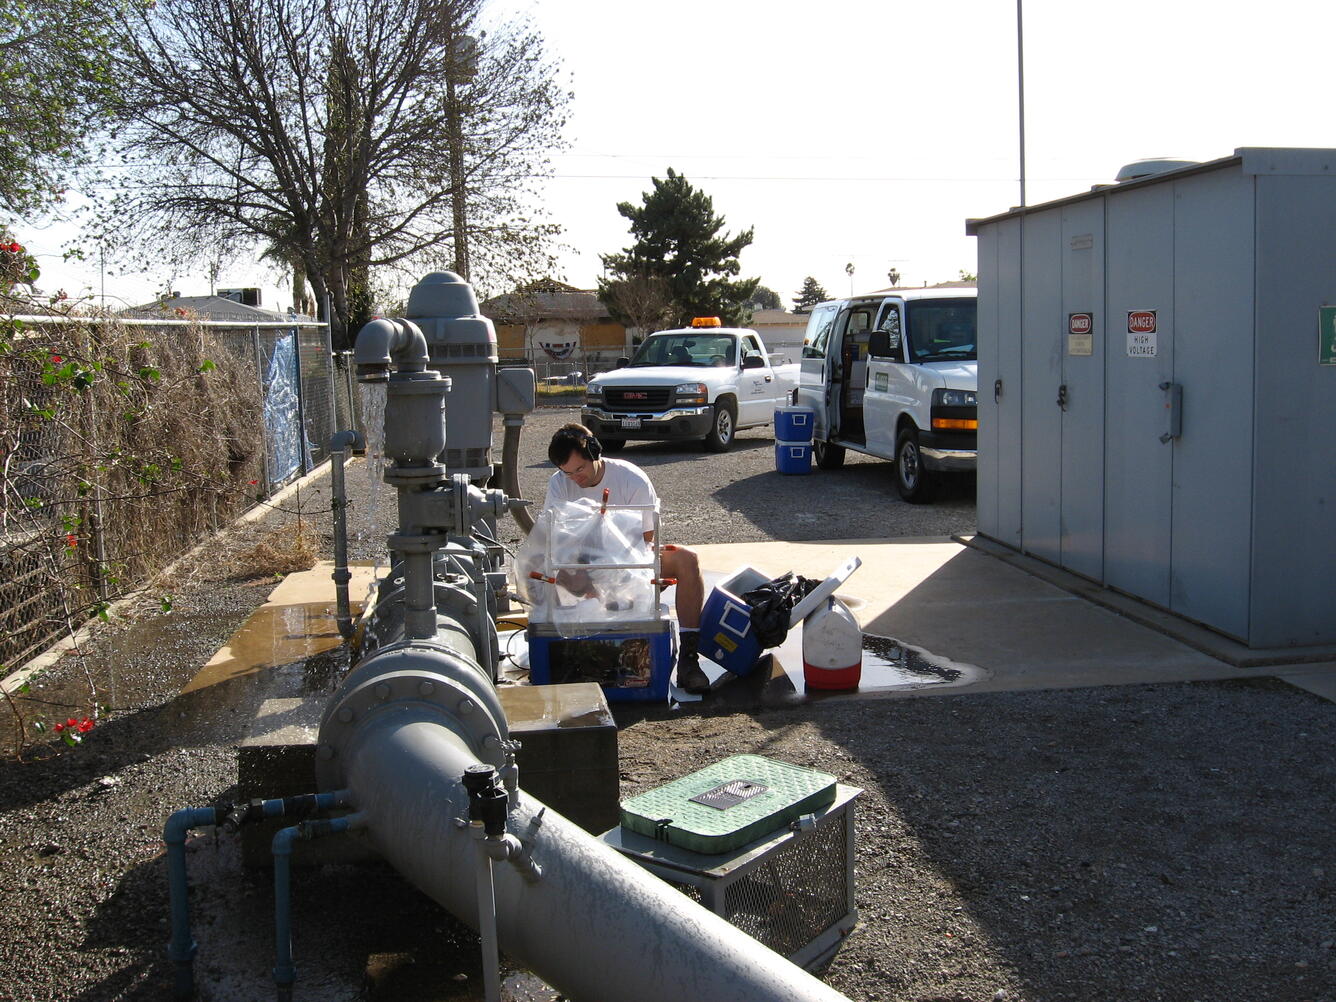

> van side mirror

[
  {"left": 615, "top": 356, "right": 630, "bottom": 368},
  {"left": 742, "top": 355, "right": 765, "bottom": 369},
  {"left": 868, "top": 330, "right": 900, "bottom": 358}
]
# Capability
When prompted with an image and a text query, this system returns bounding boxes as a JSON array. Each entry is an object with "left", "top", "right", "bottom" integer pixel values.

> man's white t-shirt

[{"left": 543, "top": 458, "right": 658, "bottom": 536}]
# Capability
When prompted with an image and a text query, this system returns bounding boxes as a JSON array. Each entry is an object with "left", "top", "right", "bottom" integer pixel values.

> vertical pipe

[
  {"left": 273, "top": 813, "right": 367, "bottom": 1002},
  {"left": 402, "top": 550, "right": 437, "bottom": 639},
  {"left": 329, "top": 431, "right": 363, "bottom": 639},
  {"left": 271, "top": 825, "right": 298, "bottom": 1002},
  {"left": 164, "top": 806, "right": 225, "bottom": 999},
  {"left": 473, "top": 835, "right": 502, "bottom": 1002}
]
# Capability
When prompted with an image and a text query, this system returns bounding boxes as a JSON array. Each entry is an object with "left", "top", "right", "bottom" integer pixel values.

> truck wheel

[
  {"left": 894, "top": 427, "right": 934, "bottom": 503},
  {"left": 814, "top": 440, "right": 846, "bottom": 469},
  {"left": 600, "top": 438, "right": 626, "bottom": 452},
  {"left": 702, "top": 400, "right": 736, "bottom": 452}
]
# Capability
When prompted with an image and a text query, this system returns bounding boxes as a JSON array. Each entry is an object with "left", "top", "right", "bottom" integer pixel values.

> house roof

[
  {"left": 121, "top": 296, "right": 310, "bottom": 323},
  {"left": 481, "top": 281, "right": 612, "bottom": 323},
  {"left": 749, "top": 309, "right": 808, "bottom": 327}
]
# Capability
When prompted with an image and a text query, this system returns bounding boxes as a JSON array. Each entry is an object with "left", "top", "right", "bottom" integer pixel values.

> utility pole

[
  {"left": 1017, "top": 0, "right": 1027, "bottom": 207},
  {"left": 447, "top": 34, "right": 479, "bottom": 279}
]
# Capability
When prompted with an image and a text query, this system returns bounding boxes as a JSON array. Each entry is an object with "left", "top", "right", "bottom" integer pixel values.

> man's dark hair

[{"left": 549, "top": 423, "right": 602, "bottom": 465}]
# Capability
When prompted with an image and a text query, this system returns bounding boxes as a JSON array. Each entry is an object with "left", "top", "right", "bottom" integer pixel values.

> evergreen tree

[
  {"left": 598, "top": 169, "right": 759, "bottom": 328},
  {"left": 748, "top": 285, "right": 781, "bottom": 311},
  {"left": 792, "top": 276, "right": 831, "bottom": 314}
]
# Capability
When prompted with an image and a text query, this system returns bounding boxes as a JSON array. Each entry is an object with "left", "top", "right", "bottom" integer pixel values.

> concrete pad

[
  {"left": 182, "top": 560, "right": 378, "bottom": 693},
  {"left": 688, "top": 537, "right": 1282, "bottom": 700}
]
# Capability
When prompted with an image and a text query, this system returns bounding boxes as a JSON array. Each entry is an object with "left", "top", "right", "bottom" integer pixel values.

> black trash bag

[{"left": 742, "top": 572, "right": 818, "bottom": 649}]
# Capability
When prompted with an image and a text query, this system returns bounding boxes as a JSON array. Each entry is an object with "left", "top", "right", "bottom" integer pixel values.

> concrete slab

[{"left": 684, "top": 536, "right": 1326, "bottom": 702}]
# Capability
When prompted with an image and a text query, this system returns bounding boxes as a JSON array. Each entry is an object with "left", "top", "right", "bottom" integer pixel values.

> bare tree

[
  {"left": 598, "top": 271, "right": 674, "bottom": 340},
  {"left": 99, "top": 0, "right": 569, "bottom": 346}
]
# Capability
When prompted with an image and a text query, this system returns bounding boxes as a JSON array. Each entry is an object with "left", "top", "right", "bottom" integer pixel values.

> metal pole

[
  {"left": 291, "top": 326, "right": 310, "bottom": 473},
  {"left": 1016, "top": 0, "right": 1027, "bottom": 207},
  {"left": 251, "top": 328, "right": 273, "bottom": 498}
]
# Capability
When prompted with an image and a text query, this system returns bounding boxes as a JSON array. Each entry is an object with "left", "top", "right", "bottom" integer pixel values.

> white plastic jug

[{"left": 801, "top": 596, "right": 862, "bottom": 690}]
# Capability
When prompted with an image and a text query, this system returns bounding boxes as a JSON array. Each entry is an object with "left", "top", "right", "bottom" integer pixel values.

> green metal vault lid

[{"left": 619, "top": 754, "right": 838, "bottom": 855}]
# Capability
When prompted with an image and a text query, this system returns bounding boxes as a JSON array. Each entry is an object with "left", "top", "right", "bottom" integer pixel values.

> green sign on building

[{"left": 1321, "top": 306, "right": 1336, "bottom": 365}]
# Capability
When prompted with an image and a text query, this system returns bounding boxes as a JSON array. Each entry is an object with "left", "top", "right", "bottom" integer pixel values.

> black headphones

[{"left": 583, "top": 429, "right": 602, "bottom": 460}]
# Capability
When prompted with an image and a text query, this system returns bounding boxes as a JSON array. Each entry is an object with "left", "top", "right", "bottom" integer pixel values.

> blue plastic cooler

[
  {"left": 774, "top": 406, "right": 814, "bottom": 443},
  {"left": 698, "top": 566, "right": 770, "bottom": 677},
  {"left": 775, "top": 442, "right": 812, "bottom": 475}
]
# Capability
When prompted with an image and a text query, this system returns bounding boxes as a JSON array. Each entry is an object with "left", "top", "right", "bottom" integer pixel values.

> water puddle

[{"left": 710, "top": 629, "right": 989, "bottom": 708}]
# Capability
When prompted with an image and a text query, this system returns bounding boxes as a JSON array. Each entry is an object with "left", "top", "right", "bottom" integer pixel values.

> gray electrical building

[{"left": 967, "top": 148, "right": 1336, "bottom": 649}]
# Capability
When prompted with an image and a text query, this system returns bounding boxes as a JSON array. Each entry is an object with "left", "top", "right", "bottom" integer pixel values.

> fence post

[
  {"left": 291, "top": 325, "right": 310, "bottom": 474},
  {"left": 251, "top": 327, "right": 273, "bottom": 498}
]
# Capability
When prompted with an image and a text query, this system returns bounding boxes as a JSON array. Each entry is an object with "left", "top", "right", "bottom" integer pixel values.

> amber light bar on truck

[{"left": 932, "top": 416, "right": 978, "bottom": 430}]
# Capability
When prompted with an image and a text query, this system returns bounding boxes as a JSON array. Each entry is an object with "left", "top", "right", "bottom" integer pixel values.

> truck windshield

[
  {"left": 906, "top": 300, "right": 977, "bottom": 363},
  {"left": 628, "top": 334, "right": 737, "bottom": 368}
]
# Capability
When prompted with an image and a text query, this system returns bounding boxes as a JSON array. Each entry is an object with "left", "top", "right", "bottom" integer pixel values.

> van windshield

[
  {"left": 906, "top": 299, "right": 977, "bottom": 363},
  {"left": 629, "top": 334, "right": 736, "bottom": 368}
]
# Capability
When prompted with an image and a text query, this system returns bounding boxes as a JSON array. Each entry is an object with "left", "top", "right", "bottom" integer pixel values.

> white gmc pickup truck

[{"left": 582, "top": 319, "right": 799, "bottom": 452}]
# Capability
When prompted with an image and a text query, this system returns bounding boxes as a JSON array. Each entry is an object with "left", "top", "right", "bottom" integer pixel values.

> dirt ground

[{"left": 1, "top": 407, "right": 1332, "bottom": 1002}]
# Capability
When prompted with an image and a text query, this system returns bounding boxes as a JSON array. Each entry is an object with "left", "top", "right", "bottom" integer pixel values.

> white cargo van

[{"left": 795, "top": 287, "right": 977, "bottom": 502}]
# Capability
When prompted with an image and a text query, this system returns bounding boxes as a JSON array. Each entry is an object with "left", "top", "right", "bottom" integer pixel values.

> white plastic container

[{"left": 801, "top": 597, "right": 862, "bottom": 690}]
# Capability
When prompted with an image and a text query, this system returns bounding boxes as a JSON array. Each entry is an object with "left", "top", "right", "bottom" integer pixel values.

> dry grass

[{"left": 235, "top": 523, "right": 319, "bottom": 579}]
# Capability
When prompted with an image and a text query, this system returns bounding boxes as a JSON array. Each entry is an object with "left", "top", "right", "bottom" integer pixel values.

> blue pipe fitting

[
  {"left": 164, "top": 805, "right": 227, "bottom": 999},
  {"left": 272, "top": 810, "right": 365, "bottom": 1001}
]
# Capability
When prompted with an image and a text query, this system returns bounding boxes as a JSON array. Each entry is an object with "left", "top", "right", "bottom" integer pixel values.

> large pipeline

[{"left": 315, "top": 645, "right": 851, "bottom": 1002}]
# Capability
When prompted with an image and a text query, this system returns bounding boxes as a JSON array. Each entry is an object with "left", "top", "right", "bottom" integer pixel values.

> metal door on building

[
  {"left": 1057, "top": 201, "right": 1106, "bottom": 582},
  {"left": 1103, "top": 183, "right": 1176, "bottom": 608},
  {"left": 1019, "top": 210, "right": 1063, "bottom": 565},
  {"left": 975, "top": 217, "right": 1022, "bottom": 549},
  {"left": 1167, "top": 169, "right": 1254, "bottom": 639}
]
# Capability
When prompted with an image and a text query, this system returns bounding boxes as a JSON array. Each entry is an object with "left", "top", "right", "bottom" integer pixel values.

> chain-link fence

[{"left": 0, "top": 315, "right": 351, "bottom": 677}]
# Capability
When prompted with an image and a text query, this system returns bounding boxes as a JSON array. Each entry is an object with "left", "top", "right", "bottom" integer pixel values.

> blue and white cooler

[{"left": 774, "top": 406, "right": 814, "bottom": 475}]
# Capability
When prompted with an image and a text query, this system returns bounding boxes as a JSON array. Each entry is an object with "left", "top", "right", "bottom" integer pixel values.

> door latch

[
  {"left": 1056, "top": 384, "right": 1068, "bottom": 411},
  {"left": 1158, "top": 381, "right": 1183, "bottom": 443},
  {"left": 993, "top": 378, "right": 1003, "bottom": 403}
]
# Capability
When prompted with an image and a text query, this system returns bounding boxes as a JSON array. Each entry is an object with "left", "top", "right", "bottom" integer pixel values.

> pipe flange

[
  {"left": 316, "top": 645, "right": 508, "bottom": 793},
  {"left": 384, "top": 465, "right": 448, "bottom": 485}
]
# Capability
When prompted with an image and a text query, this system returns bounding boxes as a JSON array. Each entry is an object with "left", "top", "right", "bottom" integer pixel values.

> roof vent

[{"left": 1115, "top": 158, "right": 1198, "bottom": 182}]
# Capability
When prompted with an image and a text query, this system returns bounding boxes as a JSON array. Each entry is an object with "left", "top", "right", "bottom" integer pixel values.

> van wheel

[
  {"left": 814, "top": 440, "right": 846, "bottom": 469},
  {"left": 894, "top": 428, "right": 934, "bottom": 503},
  {"left": 703, "top": 400, "right": 736, "bottom": 452}
]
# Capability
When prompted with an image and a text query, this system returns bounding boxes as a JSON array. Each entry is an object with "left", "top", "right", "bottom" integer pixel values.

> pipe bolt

[
  {"left": 418, "top": 681, "right": 435, "bottom": 696},
  {"left": 458, "top": 699, "right": 475, "bottom": 715},
  {"left": 376, "top": 683, "right": 391, "bottom": 701},
  {"left": 337, "top": 707, "right": 354, "bottom": 723}
]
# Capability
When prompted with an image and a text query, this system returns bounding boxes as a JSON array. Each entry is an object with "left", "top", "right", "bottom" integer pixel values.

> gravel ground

[{"left": 1, "top": 406, "right": 1333, "bottom": 1002}]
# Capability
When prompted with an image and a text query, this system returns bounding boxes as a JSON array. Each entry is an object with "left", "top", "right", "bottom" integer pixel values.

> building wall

[{"left": 496, "top": 320, "right": 628, "bottom": 362}]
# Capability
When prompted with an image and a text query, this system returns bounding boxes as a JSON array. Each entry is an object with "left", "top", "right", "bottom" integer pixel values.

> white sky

[{"left": 20, "top": 0, "right": 1336, "bottom": 312}]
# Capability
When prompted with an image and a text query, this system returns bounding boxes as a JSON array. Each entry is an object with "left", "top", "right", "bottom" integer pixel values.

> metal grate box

[
  {"left": 619, "top": 754, "right": 837, "bottom": 854},
  {"left": 602, "top": 781, "right": 861, "bottom": 970}
]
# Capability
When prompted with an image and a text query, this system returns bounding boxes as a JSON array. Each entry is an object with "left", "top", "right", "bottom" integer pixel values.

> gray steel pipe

[
  {"left": 323, "top": 699, "right": 851, "bottom": 1002},
  {"left": 328, "top": 429, "right": 364, "bottom": 639}
]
